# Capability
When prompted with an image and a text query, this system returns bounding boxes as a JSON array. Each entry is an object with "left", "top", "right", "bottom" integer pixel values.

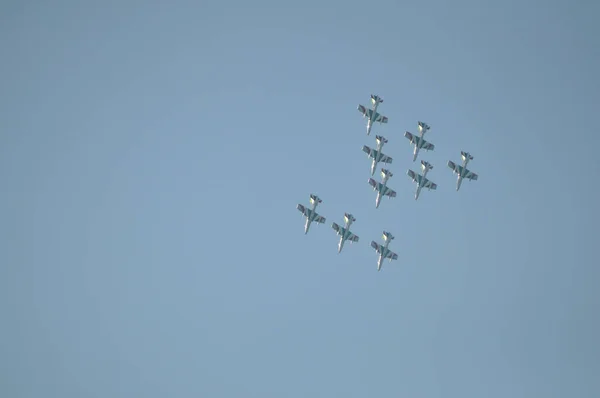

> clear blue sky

[{"left": 2, "top": 1, "right": 599, "bottom": 397}]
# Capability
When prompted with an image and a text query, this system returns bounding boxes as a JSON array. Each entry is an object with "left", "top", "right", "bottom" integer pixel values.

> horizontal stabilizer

[
  {"left": 309, "top": 194, "right": 322, "bottom": 204},
  {"left": 375, "top": 135, "right": 388, "bottom": 144},
  {"left": 371, "top": 94, "right": 383, "bottom": 104},
  {"left": 383, "top": 231, "right": 395, "bottom": 241}
]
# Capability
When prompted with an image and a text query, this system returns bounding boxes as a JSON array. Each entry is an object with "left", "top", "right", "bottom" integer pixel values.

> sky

[{"left": 1, "top": 0, "right": 599, "bottom": 397}]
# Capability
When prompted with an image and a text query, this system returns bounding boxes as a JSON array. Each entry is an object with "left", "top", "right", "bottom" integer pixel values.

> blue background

[{"left": 2, "top": 1, "right": 599, "bottom": 396}]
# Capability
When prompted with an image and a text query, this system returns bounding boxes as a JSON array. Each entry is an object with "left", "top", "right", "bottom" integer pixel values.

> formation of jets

[{"left": 296, "top": 94, "right": 479, "bottom": 271}]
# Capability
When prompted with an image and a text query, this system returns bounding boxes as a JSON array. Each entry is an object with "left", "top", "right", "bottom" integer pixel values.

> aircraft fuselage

[
  {"left": 365, "top": 101, "right": 379, "bottom": 135},
  {"left": 375, "top": 177, "right": 392, "bottom": 208},
  {"left": 455, "top": 158, "right": 470, "bottom": 191},
  {"left": 415, "top": 167, "right": 430, "bottom": 200},
  {"left": 304, "top": 201, "right": 320, "bottom": 234},
  {"left": 412, "top": 130, "right": 428, "bottom": 161},
  {"left": 337, "top": 219, "right": 354, "bottom": 253},
  {"left": 370, "top": 151, "right": 387, "bottom": 176},
  {"left": 377, "top": 239, "right": 391, "bottom": 271}
]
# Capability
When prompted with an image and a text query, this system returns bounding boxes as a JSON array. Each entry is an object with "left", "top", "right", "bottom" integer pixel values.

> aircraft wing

[
  {"left": 375, "top": 113, "right": 388, "bottom": 123},
  {"left": 380, "top": 153, "right": 392, "bottom": 163},
  {"left": 332, "top": 222, "right": 340, "bottom": 233},
  {"left": 448, "top": 160, "right": 459, "bottom": 173},
  {"left": 404, "top": 131, "right": 415, "bottom": 143},
  {"left": 368, "top": 178, "right": 377, "bottom": 189},
  {"left": 385, "top": 188, "right": 396, "bottom": 198},
  {"left": 357, "top": 105, "right": 371, "bottom": 117},
  {"left": 347, "top": 232, "right": 359, "bottom": 243},
  {"left": 297, "top": 204, "right": 308, "bottom": 216},
  {"left": 448, "top": 161, "right": 478, "bottom": 180},
  {"left": 407, "top": 169, "right": 417, "bottom": 181},
  {"left": 362, "top": 145, "right": 374, "bottom": 157},
  {"left": 386, "top": 250, "right": 398, "bottom": 260},
  {"left": 465, "top": 171, "right": 478, "bottom": 181},
  {"left": 422, "top": 141, "right": 435, "bottom": 151},
  {"left": 315, "top": 214, "right": 326, "bottom": 224},
  {"left": 425, "top": 179, "right": 437, "bottom": 190},
  {"left": 371, "top": 241, "right": 383, "bottom": 254}
]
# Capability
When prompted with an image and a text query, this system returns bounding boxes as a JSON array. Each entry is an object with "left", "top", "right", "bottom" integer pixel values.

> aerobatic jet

[
  {"left": 368, "top": 168, "right": 396, "bottom": 209},
  {"left": 448, "top": 151, "right": 479, "bottom": 191},
  {"left": 407, "top": 160, "right": 438, "bottom": 200},
  {"left": 357, "top": 94, "right": 388, "bottom": 135},
  {"left": 371, "top": 231, "right": 398, "bottom": 271},
  {"left": 331, "top": 213, "right": 359, "bottom": 253},
  {"left": 296, "top": 194, "right": 326, "bottom": 234},
  {"left": 362, "top": 135, "right": 393, "bottom": 176},
  {"left": 404, "top": 121, "right": 435, "bottom": 162}
]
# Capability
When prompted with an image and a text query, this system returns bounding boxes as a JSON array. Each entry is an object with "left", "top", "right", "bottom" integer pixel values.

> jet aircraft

[
  {"left": 362, "top": 135, "right": 393, "bottom": 176},
  {"left": 368, "top": 168, "right": 396, "bottom": 209},
  {"left": 448, "top": 151, "right": 478, "bottom": 191},
  {"left": 407, "top": 160, "right": 438, "bottom": 200},
  {"left": 331, "top": 213, "right": 359, "bottom": 253},
  {"left": 296, "top": 194, "right": 326, "bottom": 234},
  {"left": 357, "top": 94, "right": 389, "bottom": 135},
  {"left": 404, "top": 121, "right": 435, "bottom": 162},
  {"left": 371, "top": 231, "right": 398, "bottom": 271}
]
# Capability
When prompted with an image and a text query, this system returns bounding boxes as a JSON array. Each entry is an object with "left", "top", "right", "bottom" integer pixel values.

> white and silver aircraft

[
  {"left": 404, "top": 121, "right": 435, "bottom": 162},
  {"left": 331, "top": 213, "right": 359, "bottom": 253},
  {"left": 357, "top": 94, "right": 389, "bottom": 135},
  {"left": 362, "top": 135, "right": 393, "bottom": 176},
  {"left": 368, "top": 168, "right": 396, "bottom": 209},
  {"left": 371, "top": 231, "right": 398, "bottom": 271},
  {"left": 296, "top": 194, "right": 326, "bottom": 234},
  {"left": 407, "top": 160, "right": 438, "bottom": 200},
  {"left": 448, "top": 151, "right": 478, "bottom": 191}
]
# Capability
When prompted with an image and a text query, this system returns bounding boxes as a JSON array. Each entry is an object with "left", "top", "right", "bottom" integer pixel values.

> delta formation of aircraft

[{"left": 296, "top": 94, "right": 479, "bottom": 271}]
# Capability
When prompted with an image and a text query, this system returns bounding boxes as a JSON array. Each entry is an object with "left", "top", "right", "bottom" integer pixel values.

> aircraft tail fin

[
  {"left": 461, "top": 151, "right": 474, "bottom": 161},
  {"left": 309, "top": 194, "right": 322, "bottom": 205},
  {"left": 371, "top": 94, "right": 384, "bottom": 105},
  {"left": 382, "top": 231, "right": 395, "bottom": 241},
  {"left": 381, "top": 168, "right": 393, "bottom": 179},
  {"left": 344, "top": 213, "right": 356, "bottom": 223},
  {"left": 418, "top": 121, "right": 430, "bottom": 133},
  {"left": 375, "top": 135, "right": 388, "bottom": 145},
  {"left": 421, "top": 160, "right": 433, "bottom": 171}
]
